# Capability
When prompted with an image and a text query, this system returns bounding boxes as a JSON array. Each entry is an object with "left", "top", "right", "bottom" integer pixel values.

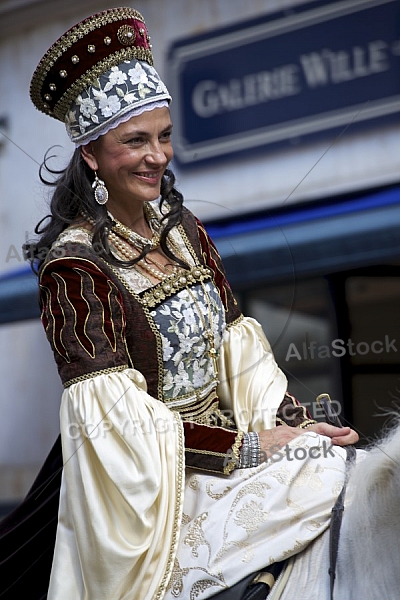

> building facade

[{"left": 0, "top": 0, "right": 399, "bottom": 509}]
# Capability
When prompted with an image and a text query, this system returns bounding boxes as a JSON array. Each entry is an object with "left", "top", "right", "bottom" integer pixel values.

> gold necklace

[
  {"left": 108, "top": 204, "right": 162, "bottom": 252},
  {"left": 108, "top": 230, "right": 179, "bottom": 280},
  {"left": 109, "top": 207, "right": 189, "bottom": 276},
  {"left": 144, "top": 253, "right": 178, "bottom": 274},
  {"left": 80, "top": 210, "right": 179, "bottom": 281}
]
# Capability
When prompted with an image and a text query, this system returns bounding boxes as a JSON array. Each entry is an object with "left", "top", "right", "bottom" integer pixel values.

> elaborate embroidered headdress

[{"left": 30, "top": 7, "right": 171, "bottom": 146}]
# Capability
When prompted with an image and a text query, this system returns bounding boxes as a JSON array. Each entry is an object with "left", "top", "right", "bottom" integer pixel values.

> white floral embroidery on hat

[
  {"left": 65, "top": 59, "right": 171, "bottom": 144},
  {"left": 105, "top": 66, "right": 128, "bottom": 91},
  {"left": 128, "top": 62, "right": 148, "bottom": 85}
]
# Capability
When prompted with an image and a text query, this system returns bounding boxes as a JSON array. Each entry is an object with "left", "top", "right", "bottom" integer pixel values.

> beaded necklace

[
  {"left": 108, "top": 204, "right": 162, "bottom": 252},
  {"left": 80, "top": 210, "right": 179, "bottom": 281}
]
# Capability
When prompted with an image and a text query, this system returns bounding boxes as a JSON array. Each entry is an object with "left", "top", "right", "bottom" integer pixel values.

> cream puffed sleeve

[
  {"left": 217, "top": 316, "right": 288, "bottom": 432},
  {"left": 48, "top": 368, "right": 184, "bottom": 600}
]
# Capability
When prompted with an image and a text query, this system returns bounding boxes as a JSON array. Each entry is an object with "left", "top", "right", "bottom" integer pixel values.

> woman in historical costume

[{"left": 0, "top": 7, "right": 358, "bottom": 600}]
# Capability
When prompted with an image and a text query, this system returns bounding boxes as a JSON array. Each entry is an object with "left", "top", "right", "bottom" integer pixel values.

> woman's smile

[{"left": 133, "top": 169, "right": 163, "bottom": 183}]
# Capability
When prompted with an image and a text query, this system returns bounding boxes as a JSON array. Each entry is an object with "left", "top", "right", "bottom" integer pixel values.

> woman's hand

[
  {"left": 306, "top": 422, "right": 359, "bottom": 446},
  {"left": 258, "top": 423, "right": 359, "bottom": 459}
]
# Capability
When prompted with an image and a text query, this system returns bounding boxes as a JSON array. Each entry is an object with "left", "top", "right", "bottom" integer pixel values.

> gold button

[{"left": 117, "top": 25, "right": 136, "bottom": 46}]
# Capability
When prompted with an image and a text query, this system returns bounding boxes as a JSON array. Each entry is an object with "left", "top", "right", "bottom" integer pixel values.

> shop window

[
  {"left": 240, "top": 270, "right": 400, "bottom": 445},
  {"left": 244, "top": 278, "right": 342, "bottom": 424},
  {"left": 344, "top": 275, "right": 400, "bottom": 443}
]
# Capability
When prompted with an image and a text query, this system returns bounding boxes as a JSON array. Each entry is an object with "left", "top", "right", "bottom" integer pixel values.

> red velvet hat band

[{"left": 30, "top": 7, "right": 154, "bottom": 123}]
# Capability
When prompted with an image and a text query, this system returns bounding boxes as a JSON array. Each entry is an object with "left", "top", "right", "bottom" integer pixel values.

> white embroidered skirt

[{"left": 166, "top": 431, "right": 349, "bottom": 599}]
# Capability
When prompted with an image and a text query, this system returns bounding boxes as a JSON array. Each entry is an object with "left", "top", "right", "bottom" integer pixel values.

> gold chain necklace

[
  {"left": 107, "top": 204, "right": 162, "bottom": 252},
  {"left": 108, "top": 232, "right": 181, "bottom": 281},
  {"left": 107, "top": 208, "right": 190, "bottom": 277},
  {"left": 80, "top": 210, "right": 179, "bottom": 281}
]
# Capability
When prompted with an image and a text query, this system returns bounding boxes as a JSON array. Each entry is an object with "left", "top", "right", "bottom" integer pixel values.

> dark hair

[{"left": 25, "top": 147, "right": 186, "bottom": 273}]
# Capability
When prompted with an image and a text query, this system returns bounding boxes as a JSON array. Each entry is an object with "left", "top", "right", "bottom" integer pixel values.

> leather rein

[{"left": 316, "top": 394, "right": 357, "bottom": 600}]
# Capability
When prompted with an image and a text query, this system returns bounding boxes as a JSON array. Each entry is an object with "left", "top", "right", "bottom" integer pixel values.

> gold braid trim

[
  {"left": 185, "top": 448, "right": 227, "bottom": 457},
  {"left": 224, "top": 430, "right": 244, "bottom": 475},
  {"left": 163, "top": 380, "right": 217, "bottom": 405},
  {"left": 299, "top": 419, "right": 317, "bottom": 429},
  {"left": 177, "top": 223, "right": 201, "bottom": 266},
  {"left": 154, "top": 411, "right": 185, "bottom": 600},
  {"left": 106, "top": 261, "right": 166, "bottom": 401},
  {"left": 54, "top": 48, "right": 152, "bottom": 121},
  {"left": 139, "top": 302, "right": 165, "bottom": 402},
  {"left": 175, "top": 395, "right": 219, "bottom": 424},
  {"left": 64, "top": 364, "right": 129, "bottom": 388},
  {"left": 140, "top": 265, "right": 212, "bottom": 308},
  {"left": 226, "top": 314, "right": 244, "bottom": 329},
  {"left": 185, "top": 464, "right": 234, "bottom": 475}
]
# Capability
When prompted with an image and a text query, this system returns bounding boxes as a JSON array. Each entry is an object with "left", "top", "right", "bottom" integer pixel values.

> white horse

[{"left": 267, "top": 416, "right": 400, "bottom": 600}]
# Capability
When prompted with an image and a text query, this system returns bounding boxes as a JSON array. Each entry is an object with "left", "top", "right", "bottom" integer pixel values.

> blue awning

[
  {"left": 206, "top": 185, "right": 400, "bottom": 288},
  {"left": 0, "top": 265, "right": 39, "bottom": 323}
]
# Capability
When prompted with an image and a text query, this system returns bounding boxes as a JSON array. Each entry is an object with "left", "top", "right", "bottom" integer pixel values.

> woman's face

[{"left": 81, "top": 107, "right": 173, "bottom": 210}]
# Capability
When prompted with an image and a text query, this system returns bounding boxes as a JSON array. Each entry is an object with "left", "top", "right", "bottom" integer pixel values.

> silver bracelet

[{"left": 239, "top": 432, "right": 260, "bottom": 468}]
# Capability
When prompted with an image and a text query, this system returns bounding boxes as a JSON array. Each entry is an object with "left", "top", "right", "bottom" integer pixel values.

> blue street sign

[{"left": 167, "top": 0, "right": 400, "bottom": 166}]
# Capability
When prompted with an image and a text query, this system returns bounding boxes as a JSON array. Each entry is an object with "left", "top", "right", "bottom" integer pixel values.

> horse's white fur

[
  {"left": 269, "top": 418, "right": 400, "bottom": 600},
  {"left": 336, "top": 418, "right": 400, "bottom": 599}
]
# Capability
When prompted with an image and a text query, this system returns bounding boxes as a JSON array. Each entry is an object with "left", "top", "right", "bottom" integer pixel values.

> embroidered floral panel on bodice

[{"left": 150, "top": 282, "right": 226, "bottom": 406}]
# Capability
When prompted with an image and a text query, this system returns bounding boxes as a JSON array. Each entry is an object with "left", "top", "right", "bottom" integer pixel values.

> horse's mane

[{"left": 337, "top": 413, "right": 400, "bottom": 599}]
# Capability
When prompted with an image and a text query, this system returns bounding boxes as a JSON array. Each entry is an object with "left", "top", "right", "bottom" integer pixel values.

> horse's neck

[
  {"left": 267, "top": 422, "right": 400, "bottom": 600},
  {"left": 336, "top": 422, "right": 400, "bottom": 599}
]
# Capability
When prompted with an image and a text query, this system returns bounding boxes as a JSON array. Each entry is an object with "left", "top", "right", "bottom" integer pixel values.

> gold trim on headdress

[{"left": 30, "top": 7, "right": 154, "bottom": 122}]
